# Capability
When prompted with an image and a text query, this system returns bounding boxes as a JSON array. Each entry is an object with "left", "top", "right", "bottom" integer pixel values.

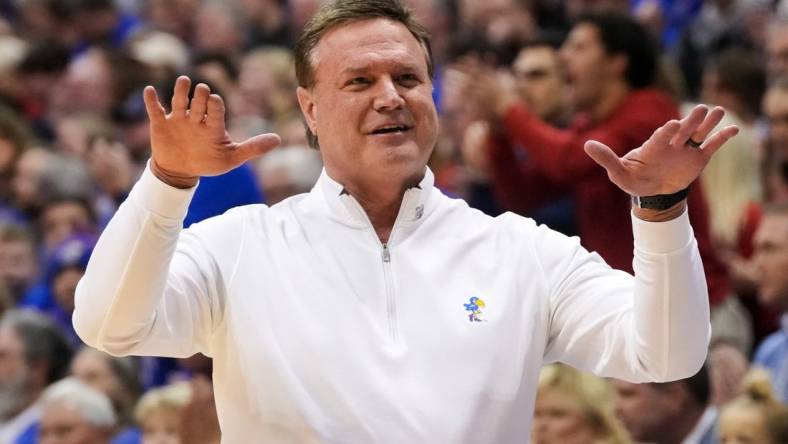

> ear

[
  {"left": 296, "top": 86, "right": 318, "bottom": 134},
  {"left": 608, "top": 53, "right": 628, "bottom": 80}
]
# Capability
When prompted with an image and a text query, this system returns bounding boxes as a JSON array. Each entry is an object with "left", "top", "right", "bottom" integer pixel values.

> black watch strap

[{"left": 631, "top": 187, "right": 690, "bottom": 210}]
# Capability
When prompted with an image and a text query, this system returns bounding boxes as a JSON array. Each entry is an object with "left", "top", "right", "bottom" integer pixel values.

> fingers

[
  {"left": 143, "top": 86, "right": 166, "bottom": 122},
  {"left": 690, "top": 106, "right": 725, "bottom": 144},
  {"left": 584, "top": 140, "right": 625, "bottom": 176},
  {"left": 670, "top": 105, "right": 707, "bottom": 147},
  {"left": 189, "top": 83, "right": 211, "bottom": 124},
  {"left": 699, "top": 125, "right": 739, "bottom": 158},
  {"left": 234, "top": 133, "right": 282, "bottom": 163},
  {"left": 171, "top": 76, "right": 191, "bottom": 117},
  {"left": 649, "top": 119, "right": 681, "bottom": 149},
  {"left": 205, "top": 94, "right": 225, "bottom": 129}
]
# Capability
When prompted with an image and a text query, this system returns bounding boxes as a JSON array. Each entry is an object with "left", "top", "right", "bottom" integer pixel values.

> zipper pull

[{"left": 382, "top": 244, "right": 391, "bottom": 262}]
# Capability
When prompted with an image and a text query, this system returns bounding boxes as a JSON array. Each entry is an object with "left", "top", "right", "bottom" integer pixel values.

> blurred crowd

[{"left": 0, "top": 0, "right": 786, "bottom": 443}]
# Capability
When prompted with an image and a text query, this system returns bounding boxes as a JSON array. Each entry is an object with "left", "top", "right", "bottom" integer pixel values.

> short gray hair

[
  {"left": 41, "top": 378, "right": 117, "bottom": 428},
  {"left": 1, "top": 310, "right": 72, "bottom": 384}
]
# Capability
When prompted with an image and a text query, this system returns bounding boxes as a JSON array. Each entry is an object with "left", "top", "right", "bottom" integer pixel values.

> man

[
  {"left": 613, "top": 364, "right": 717, "bottom": 444},
  {"left": 767, "top": 16, "right": 788, "bottom": 83},
  {"left": 763, "top": 79, "right": 788, "bottom": 204},
  {"left": 38, "top": 378, "right": 116, "bottom": 444},
  {"left": 0, "top": 224, "right": 39, "bottom": 304},
  {"left": 459, "top": 38, "right": 575, "bottom": 234},
  {"left": 0, "top": 310, "right": 72, "bottom": 443},
  {"left": 73, "top": 0, "right": 737, "bottom": 441},
  {"left": 752, "top": 203, "right": 788, "bottom": 403},
  {"left": 467, "top": 13, "right": 730, "bottom": 308},
  {"left": 511, "top": 39, "right": 571, "bottom": 128},
  {"left": 764, "top": 78, "right": 788, "bottom": 161}
]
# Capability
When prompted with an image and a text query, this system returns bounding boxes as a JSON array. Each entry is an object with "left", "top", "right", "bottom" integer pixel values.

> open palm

[
  {"left": 144, "top": 76, "right": 281, "bottom": 187},
  {"left": 584, "top": 105, "right": 739, "bottom": 197}
]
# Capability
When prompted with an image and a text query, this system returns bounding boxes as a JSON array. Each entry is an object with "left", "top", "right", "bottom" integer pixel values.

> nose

[{"left": 373, "top": 77, "right": 405, "bottom": 112}]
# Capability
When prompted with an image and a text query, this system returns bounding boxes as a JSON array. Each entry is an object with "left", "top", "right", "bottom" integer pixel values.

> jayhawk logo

[{"left": 463, "top": 296, "right": 486, "bottom": 322}]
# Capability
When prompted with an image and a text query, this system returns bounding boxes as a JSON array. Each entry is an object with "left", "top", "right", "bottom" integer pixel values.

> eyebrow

[{"left": 339, "top": 63, "right": 423, "bottom": 77}]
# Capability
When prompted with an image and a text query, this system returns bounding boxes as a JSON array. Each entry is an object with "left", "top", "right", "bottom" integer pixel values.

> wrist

[
  {"left": 631, "top": 187, "right": 689, "bottom": 221},
  {"left": 151, "top": 159, "right": 198, "bottom": 189},
  {"left": 632, "top": 199, "right": 687, "bottom": 222}
]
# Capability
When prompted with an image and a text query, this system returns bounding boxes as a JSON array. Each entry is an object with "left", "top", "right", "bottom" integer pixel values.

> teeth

[{"left": 373, "top": 125, "right": 408, "bottom": 134}]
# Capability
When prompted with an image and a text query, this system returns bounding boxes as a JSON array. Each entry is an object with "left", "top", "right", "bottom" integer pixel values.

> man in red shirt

[{"left": 464, "top": 13, "right": 730, "bottom": 308}]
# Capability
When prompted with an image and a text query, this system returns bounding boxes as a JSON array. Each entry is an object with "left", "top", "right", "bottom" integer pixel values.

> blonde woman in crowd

[
  {"left": 134, "top": 382, "right": 191, "bottom": 444},
  {"left": 718, "top": 369, "right": 788, "bottom": 444},
  {"left": 532, "top": 364, "right": 630, "bottom": 444}
]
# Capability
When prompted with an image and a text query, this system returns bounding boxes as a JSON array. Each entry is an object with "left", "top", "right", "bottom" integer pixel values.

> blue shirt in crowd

[{"left": 754, "top": 315, "right": 788, "bottom": 403}]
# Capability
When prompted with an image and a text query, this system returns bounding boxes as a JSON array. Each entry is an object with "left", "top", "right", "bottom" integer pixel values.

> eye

[
  {"left": 346, "top": 77, "right": 371, "bottom": 87},
  {"left": 397, "top": 74, "right": 420, "bottom": 87}
]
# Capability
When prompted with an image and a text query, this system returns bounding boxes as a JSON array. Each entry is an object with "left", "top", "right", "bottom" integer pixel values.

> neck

[
  {"left": 352, "top": 187, "right": 403, "bottom": 243},
  {"left": 325, "top": 166, "right": 425, "bottom": 243},
  {"left": 589, "top": 81, "right": 630, "bottom": 123},
  {"left": 657, "top": 406, "right": 705, "bottom": 444}
]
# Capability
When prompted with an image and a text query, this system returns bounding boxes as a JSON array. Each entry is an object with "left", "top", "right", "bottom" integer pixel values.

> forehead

[
  {"left": 515, "top": 46, "right": 558, "bottom": 68},
  {"left": 567, "top": 23, "right": 602, "bottom": 46},
  {"left": 42, "top": 403, "right": 85, "bottom": 425},
  {"left": 311, "top": 18, "right": 428, "bottom": 80}
]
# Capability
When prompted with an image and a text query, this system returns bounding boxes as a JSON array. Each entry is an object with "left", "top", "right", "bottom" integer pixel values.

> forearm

[
  {"left": 543, "top": 208, "right": 710, "bottom": 382},
  {"left": 629, "top": 208, "right": 710, "bottom": 381},
  {"left": 73, "top": 163, "right": 196, "bottom": 355}
]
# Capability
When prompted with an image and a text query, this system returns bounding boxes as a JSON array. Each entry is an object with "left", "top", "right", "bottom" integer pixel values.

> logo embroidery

[{"left": 463, "top": 296, "right": 486, "bottom": 322}]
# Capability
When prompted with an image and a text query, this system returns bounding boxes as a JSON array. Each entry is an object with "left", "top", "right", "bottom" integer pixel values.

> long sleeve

[
  {"left": 540, "top": 209, "right": 710, "bottom": 382},
  {"left": 501, "top": 90, "right": 679, "bottom": 185},
  {"left": 73, "top": 164, "right": 223, "bottom": 358}
]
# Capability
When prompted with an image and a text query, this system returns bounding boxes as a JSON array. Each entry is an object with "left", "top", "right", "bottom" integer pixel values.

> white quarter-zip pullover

[{"left": 74, "top": 164, "right": 710, "bottom": 443}]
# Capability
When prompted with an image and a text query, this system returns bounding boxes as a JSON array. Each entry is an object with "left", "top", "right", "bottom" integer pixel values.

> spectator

[
  {"left": 236, "top": 0, "right": 294, "bottom": 49},
  {"left": 718, "top": 369, "right": 788, "bottom": 444},
  {"left": 0, "top": 106, "right": 35, "bottom": 205},
  {"left": 763, "top": 78, "right": 788, "bottom": 204},
  {"left": 37, "top": 377, "right": 117, "bottom": 444},
  {"left": 191, "top": 3, "right": 243, "bottom": 56},
  {"left": 752, "top": 202, "right": 788, "bottom": 403},
  {"left": 10, "top": 147, "right": 53, "bottom": 219},
  {"left": 700, "top": 48, "right": 766, "bottom": 128},
  {"left": 510, "top": 39, "right": 572, "bottom": 127},
  {"left": 70, "top": 0, "right": 141, "bottom": 50},
  {"left": 128, "top": 31, "right": 189, "bottom": 85},
  {"left": 43, "top": 234, "right": 96, "bottom": 345},
  {"left": 532, "top": 364, "right": 629, "bottom": 444},
  {"left": 255, "top": 145, "right": 323, "bottom": 205},
  {"left": 0, "top": 224, "right": 39, "bottom": 304},
  {"left": 134, "top": 381, "right": 191, "bottom": 444},
  {"left": 0, "top": 310, "right": 72, "bottom": 443},
  {"left": 38, "top": 197, "right": 97, "bottom": 252},
  {"left": 459, "top": 37, "right": 577, "bottom": 234},
  {"left": 70, "top": 347, "right": 141, "bottom": 444},
  {"left": 614, "top": 364, "right": 716, "bottom": 444},
  {"left": 465, "top": 13, "right": 731, "bottom": 330},
  {"left": 764, "top": 78, "right": 788, "bottom": 162},
  {"left": 767, "top": 16, "right": 788, "bottom": 83}
]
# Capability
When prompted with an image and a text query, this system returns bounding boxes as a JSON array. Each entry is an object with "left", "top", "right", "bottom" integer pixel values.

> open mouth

[{"left": 370, "top": 125, "right": 412, "bottom": 135}]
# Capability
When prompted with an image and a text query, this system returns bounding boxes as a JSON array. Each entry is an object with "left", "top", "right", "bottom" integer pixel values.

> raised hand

[
  {"left": 143, "top": 76, "right": 281, "bottom": 188},
  {"left": 584, "top": 105, "right": 738, "bottom": 197}
]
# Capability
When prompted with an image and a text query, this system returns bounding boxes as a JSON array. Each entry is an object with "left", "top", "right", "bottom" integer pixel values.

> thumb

[
  {"left": 584, "top": 140, "right": 624, "bottom": 176},
  {"left": 234, "top": 133, "right": 282, "bottom": 163}
]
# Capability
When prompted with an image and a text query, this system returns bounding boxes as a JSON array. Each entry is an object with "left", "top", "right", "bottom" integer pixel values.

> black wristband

[{"left": 631, "top": 187, "right": 690, "bottom": 210}]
